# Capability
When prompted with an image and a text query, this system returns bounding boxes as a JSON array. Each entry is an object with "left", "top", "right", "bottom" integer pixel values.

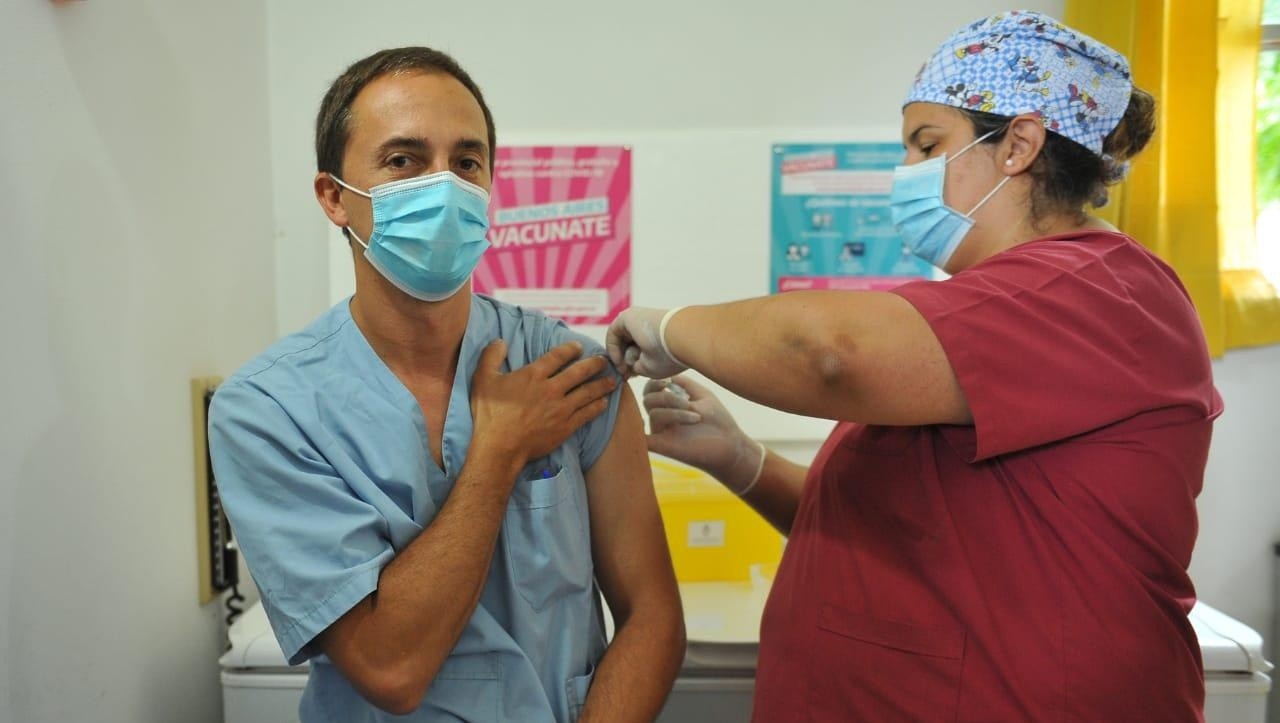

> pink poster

[{"left": 475, "top": 146, "right": 632, "bottom": 325}]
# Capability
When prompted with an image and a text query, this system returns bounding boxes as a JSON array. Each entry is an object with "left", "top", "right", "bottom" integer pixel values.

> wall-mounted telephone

[{"left": 191, "top": 377, "right": 239, "bottom": 606}]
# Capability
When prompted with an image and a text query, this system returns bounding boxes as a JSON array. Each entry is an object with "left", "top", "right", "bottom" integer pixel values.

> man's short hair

[{"left": 315, "top": 47, "right": 496, "bottom": 177}]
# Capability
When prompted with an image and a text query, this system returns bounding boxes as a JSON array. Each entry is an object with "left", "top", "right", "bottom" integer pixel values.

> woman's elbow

[{"left": 806, "top": 336, "right": 859, "bottom": 392}]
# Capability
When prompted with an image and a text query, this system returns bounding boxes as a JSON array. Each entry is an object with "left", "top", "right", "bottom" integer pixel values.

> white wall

[
  {"left": 1193, "top": 346, "right": 1280, "bottom": 648},
  {"left": 273, "top": 0, "right": 1064, "bottom": 443},
  {"left": 0, "top": 2, "right": 276, "bottom": 722},
  {"left": 267, "top": 0, "right": 1066, "bottom": 336}
]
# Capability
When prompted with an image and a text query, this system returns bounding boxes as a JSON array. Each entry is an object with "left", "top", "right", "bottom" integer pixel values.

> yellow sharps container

[{"left": 650, "top": 456, "right": 784, "bottom": 583}]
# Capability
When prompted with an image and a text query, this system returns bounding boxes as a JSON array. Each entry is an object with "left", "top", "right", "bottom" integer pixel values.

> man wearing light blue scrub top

[{"left": 208, "top": 47, "right": 684, "bottom": 723}]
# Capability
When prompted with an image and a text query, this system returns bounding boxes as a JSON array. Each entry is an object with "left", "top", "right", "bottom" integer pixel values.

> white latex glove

[
  {"left": 643, "top": 376, "right": 766, "bottom": 495},
  {"left": 606, "top": 307, "right": 688, "bottom": 379}
]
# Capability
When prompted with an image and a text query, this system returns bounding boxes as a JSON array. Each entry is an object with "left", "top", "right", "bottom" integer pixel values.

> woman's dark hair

[{"left": 959, "top": 86, "right": 1156, "bottom": 221}]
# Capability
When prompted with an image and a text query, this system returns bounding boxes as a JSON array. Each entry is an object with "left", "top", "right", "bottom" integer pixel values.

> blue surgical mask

[
  {"left": 332, "top": 171, "right": 491, "bottom": 302},
  {"left": 889, "top": 129, "right": 1010, "bottom": 269}
]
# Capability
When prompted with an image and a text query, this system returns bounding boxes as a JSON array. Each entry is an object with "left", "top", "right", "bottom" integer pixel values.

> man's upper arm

[
  {"left": 584, "top": 385, "right": 680, "bottom": 620},
  {"left": 532, "top": 313, "right": 670, "bottom": 613},
  {"left": 535, "top": 318, "right": 625, "bottom": 469}
]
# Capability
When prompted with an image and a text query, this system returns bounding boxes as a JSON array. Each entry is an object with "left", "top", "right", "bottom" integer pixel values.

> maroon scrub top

[{"left": 753, "top": 231, "right": 1222, "bottom": 722}]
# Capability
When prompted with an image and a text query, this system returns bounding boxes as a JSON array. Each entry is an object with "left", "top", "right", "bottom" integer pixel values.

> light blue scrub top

[{"left": 208, "top": 294, "right": 623, "bottom": 723}]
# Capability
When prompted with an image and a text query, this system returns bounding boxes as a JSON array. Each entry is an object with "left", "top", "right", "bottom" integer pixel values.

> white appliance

[
  {"left": 654, "top": 582, "right": 761, "bottom": 722},
  {"left": 219, "top": 583, "right": 760, "bottom": 723},
  {"left": 220, "top": 601, "right": 309, "bottom": 723},
  {"left": 1191, "top": 602, "right": 1274, "bottom": 722},
  {"left": 220, "top": 596, "right": 1271, "bottom": 723}
]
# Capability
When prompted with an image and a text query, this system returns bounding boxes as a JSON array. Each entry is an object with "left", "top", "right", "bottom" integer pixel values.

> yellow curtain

[{"left": 1064, "top": 0, "right": 1278, "bottom": 355}]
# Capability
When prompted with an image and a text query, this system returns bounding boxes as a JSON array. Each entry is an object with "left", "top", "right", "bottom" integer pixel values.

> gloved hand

[
  {"left": 606, "top": 307, "right": 688, "bottom": 379},
  {"left": 643, "top": 376, "right": 765, "bottom": 495}
]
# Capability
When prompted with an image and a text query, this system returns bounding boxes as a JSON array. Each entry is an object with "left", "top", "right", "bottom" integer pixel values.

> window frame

[
  {"left": 1227, "top": 18, "right": 1280, "bottom": 351},
  {"left": 1258, "top": 20, "right": 1277, "bottom": 238}
]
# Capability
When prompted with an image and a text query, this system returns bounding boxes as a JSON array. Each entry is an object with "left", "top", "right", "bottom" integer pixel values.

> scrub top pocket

[
  {"left": 565, "top": 664, "right": 596, "bottom": 722},
  {"left": 504, "top": 462, "right": 594, "bottom": 612},
  {"left": 419, "top": 653, "right": 503, "bottom": 721},
  {"left": 805, "top": 603, "right": 965, "bottom": 722}
]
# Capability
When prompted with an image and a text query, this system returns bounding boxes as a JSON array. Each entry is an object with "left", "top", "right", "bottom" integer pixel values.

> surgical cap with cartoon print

[{"left": 904, "top": 10, "right": 1132, "bottom": 156}]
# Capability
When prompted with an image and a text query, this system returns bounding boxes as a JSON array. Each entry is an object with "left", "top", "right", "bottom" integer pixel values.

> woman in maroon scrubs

[{"left": 607, "top": 10, "right": 1219, "bottom": 722}]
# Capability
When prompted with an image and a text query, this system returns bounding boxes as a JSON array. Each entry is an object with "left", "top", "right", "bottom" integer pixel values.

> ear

[
  {"left": 1002, "top": 113, "right": 1047, "bottom": 175},
  {"left": 313, "top": 172, "right": 350, "bottom": 230}
]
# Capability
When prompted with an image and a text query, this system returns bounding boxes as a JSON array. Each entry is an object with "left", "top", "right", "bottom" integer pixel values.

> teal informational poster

[{"left": 770, "top": 143, "right": 931, "bottom": 293}]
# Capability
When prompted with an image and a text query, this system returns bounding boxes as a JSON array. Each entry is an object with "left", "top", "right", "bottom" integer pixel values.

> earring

[{"left": 1005, "top": 159, "right": 1014, "bottom": 166}]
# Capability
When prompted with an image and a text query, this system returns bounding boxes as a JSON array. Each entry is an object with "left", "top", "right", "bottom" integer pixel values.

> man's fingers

[
  {"left": 550, "top": 354, "right": 609, "bottom": 392},
  {"left": 528, "top": 341, "right": 585, "bottom": 377},
  {"left": 566, "top": 374, "right": 618, "bottom": 411},
  {"left": 476, "top": 339, "right": 507, "bottom": 376},
  {"left": 568, "top": 396, "right": 610, "bottom": 430}
]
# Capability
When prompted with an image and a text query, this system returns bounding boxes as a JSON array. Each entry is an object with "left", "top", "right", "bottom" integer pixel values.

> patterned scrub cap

[{"left": 903, "top": 10, "right": 1133, "bottom": 156}]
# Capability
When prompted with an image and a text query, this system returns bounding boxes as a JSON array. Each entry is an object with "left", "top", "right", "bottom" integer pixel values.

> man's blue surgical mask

[
  {"left": 889, "top": 128, "right": 1010, "bottom": 269},
  {"left": 332, "top": 170, "right": 491, "bottom": 302}
]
